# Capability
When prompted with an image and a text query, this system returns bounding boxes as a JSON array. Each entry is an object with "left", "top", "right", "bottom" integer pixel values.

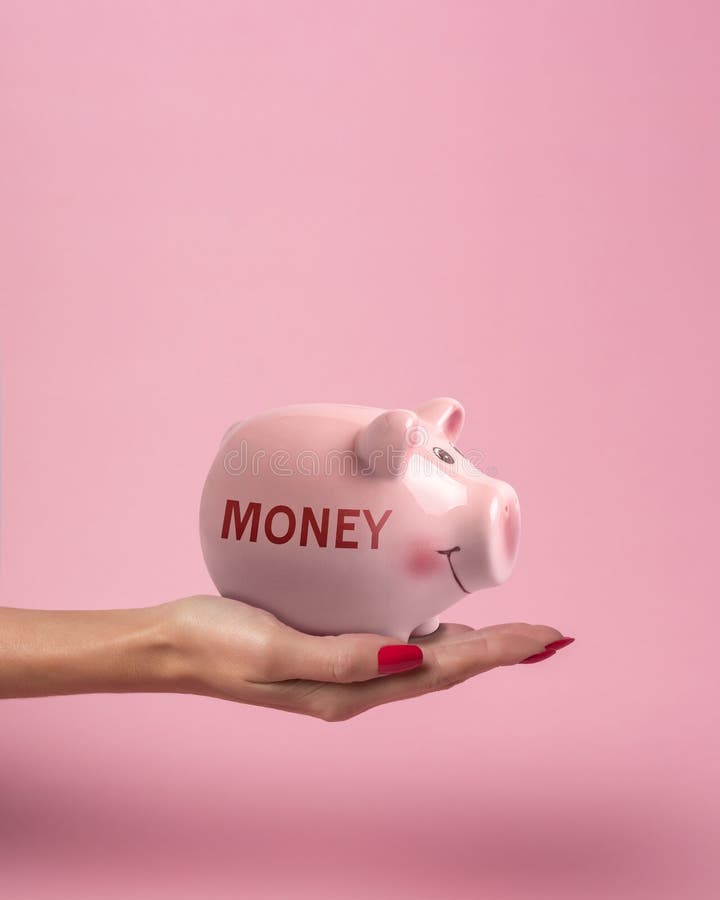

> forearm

[{"left": 0, "top": 605, "right": 178, "bottom": 699}]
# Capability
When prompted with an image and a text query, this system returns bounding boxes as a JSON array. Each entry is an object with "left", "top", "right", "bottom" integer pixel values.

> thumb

[{"left": 269, "top": 630, "right": 424, "bottom": 683}]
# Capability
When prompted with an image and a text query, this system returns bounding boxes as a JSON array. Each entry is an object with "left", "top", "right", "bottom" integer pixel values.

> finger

[
  {"left": 453, "top": 622, "right": 566, "bottom": 647},
  {"left": 254, "top": 628, "right": 425, "bottom": 684},
  {"left": 408, "top": 621, "right": 566, "bottom": 649},
  {"left": 305, "top": 627, "right": 553, "bottom": 719}
]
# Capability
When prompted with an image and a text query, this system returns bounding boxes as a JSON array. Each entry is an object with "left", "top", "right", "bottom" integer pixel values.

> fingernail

[
  {"left": 545, "top": 637, "right": 575, "bottom": 651},
  {"left": 520, "top": 648, "right": 557, "bottom": 665},
  {"left": 378, "top": 644, "right": 424, "bottom": 675}
]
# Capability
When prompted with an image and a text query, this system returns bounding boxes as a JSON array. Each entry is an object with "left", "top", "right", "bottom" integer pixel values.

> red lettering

[
  {"left": 220, "top": 501, "right": 393, "bottom": 550},
  {"left": 362, "top": 509, "right": 392, "bottom": 549},
  {"left": 336, "top": 508, "right": 360, "bottom": 549},
  {"left": 300, "top": 507, "right": 330, "bottom": 547},
  {"left": 265, "top": 505, "right": 296, "bottom": 544},
  {"left": 221, "top": 500, "right": 261, "bottom": 541}
]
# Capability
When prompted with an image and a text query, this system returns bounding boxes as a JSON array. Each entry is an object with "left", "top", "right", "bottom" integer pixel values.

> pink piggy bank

[{"left": 199, "top": 398, "right": 520, "bottom": 641}]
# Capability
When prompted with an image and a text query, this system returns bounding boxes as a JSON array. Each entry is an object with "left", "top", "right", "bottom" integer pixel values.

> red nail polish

[
  {"left": 545, "top": 637, "right": 575, "bottom": 651},
  {"left": 520, "top": 648, "right": 557, "bottom": 664},
  {"left": 378, "top": 644, "right": 424, "bottom": 674}
]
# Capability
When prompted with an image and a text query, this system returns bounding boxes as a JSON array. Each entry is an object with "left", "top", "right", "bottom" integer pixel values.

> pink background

[{"left": 1, "top": 2, "right": 718, "bottom": 898}]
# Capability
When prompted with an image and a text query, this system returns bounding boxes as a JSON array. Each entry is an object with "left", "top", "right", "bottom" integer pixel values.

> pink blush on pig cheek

[{"left": 404, "top": 544, "right": 446, "bottom": 578}]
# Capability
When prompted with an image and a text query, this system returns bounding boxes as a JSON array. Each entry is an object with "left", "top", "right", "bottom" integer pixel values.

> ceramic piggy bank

[{"left": 199, "top": 398, "right": 520, "bottom": 641}]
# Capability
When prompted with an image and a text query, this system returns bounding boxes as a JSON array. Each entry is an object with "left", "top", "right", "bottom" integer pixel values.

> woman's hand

[
  {"left": 0, "top": 596, "right": 573, "bottom": 718},
  {"left": 164, "top": 595, "right": 574, "bottom": 721}
]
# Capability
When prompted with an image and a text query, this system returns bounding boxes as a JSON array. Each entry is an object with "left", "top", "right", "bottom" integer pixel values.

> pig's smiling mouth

[{"left": 437, "top": 546, "right": 470, "bottom": 594}]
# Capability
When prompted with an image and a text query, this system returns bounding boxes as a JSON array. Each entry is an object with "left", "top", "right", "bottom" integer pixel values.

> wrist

[
  {"left": 118, "top": 602, "right": 188, "bottom": 693},
  {"left": 146, "top": 599, "right": 203, "bottom": 694},
  {"left": 63, "top": 603, "right": 189, "bottom": 695}
]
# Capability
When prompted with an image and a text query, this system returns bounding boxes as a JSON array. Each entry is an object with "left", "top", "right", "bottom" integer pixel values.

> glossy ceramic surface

[{"left": 199, "top": 398, "right": 520, "bottom": 641}]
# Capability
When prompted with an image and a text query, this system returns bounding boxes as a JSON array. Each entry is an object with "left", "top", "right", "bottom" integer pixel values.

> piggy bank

[{"left": 199, "top": 398, "right": 520, "bottom": 641}]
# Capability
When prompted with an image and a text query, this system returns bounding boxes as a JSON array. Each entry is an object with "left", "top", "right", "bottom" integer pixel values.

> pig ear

[
  {"left": 415, "top": 397, "right": 465, "bottom": 442},
  {"left": 355, "top": 409, "right": 420, "bottom": 478}
]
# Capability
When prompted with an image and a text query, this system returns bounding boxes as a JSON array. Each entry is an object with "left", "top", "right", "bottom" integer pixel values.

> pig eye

[{"left": 433, "top": 447, "right": 455, "bottom": 465}]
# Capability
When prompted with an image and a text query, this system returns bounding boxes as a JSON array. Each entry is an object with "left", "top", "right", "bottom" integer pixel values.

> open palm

[{"left": 167, "top": 595, "right": 573, "bottom": 721}]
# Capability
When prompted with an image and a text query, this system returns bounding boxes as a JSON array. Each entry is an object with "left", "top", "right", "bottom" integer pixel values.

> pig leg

[{"left": 410, "top": 616, "right": 440, "bottom": 637}]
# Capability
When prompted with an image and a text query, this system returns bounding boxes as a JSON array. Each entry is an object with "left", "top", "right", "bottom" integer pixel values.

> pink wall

[{"left": 1, "top": 2, "right": 718, "bottom": 898}]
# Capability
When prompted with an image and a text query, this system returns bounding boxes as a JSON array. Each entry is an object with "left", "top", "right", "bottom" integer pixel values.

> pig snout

[
  {"left": 495, "top": 485, "right": 521, "bottom": 581},
  {"left": 448, "top": 480, "right": 521, "bottom": 591}
]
